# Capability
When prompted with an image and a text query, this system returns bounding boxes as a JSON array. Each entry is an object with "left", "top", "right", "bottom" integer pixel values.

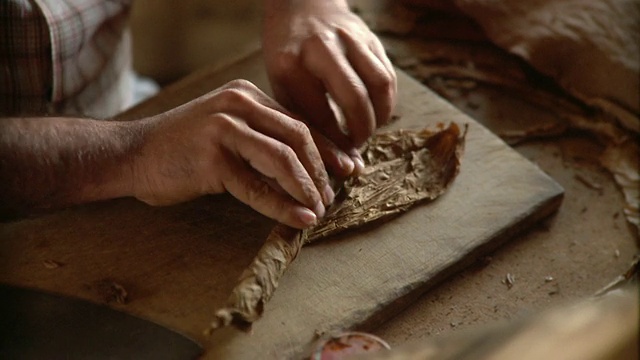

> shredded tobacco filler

[{"left": 207, "top": 122, "right": 467, "bottom": 334}]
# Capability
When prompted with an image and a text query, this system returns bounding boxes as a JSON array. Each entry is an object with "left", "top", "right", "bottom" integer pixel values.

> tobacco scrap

[
  {"left": 207, "top": 123, "right": 467, "bottom": 333},
  {"left": 43, "top": 259, "right": 63, "bottom": 269},
  {"left": 498, "top": 122, "right": 570, "bottom": 146},
  {"left": 93, "top": 279, "right": 128, "bottom": 305},
  {"left": 594, "top": 255, "right": 640, "bottom": 296},
  {"left": 504, "top": 273, "right": 515, "bottom": 289},
  {"left": 600, "top": 140, "right": 639, "bottom": 236},
  {"left": 574, "top": 173, "right": 603, "bottom": 192}
]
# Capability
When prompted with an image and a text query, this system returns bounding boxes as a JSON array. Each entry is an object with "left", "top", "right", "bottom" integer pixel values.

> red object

[{"left": 313, "top": 332, "right": 390, "bottom": 360}]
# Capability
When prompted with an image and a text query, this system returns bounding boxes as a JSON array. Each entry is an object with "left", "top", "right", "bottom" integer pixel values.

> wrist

[
  {"left": 79, "top": 119, "right": 148, "bottom": 203},
  {"left": 126, "top": 116, "right": 162, "bottom": 205}
]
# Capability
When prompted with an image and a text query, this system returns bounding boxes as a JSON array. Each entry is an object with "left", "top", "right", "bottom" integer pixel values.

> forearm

[{"left": 0, "top": 117, "right": 144, "bottom": 219}]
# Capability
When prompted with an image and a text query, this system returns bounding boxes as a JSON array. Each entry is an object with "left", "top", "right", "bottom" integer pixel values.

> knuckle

[
  {"left": 218, "top": 88, "right": 252, "bottom": 107},
  {"left": 210, "top": 113, "right": 240, "bottom": 134},
  {"left": 303, "top": 32, "right": 334, "bottom": 54},
  {"left": 225, "top": 79, "right": 256, "bottom": 91},
  {"left": 271, "top": 144, "right": 316, "bottom": 192},
  {"left": 211, "top": 113, "right": 234, "bottom": 128},
  {"left": 285, "top": 122, "right": 328, "bottom": 184},
  {"left": 313, "top": 166, "right": 329, "bottom": 185},
  {"left": 288, "top": 121, "right": 313, "bottom": 145},
  {"left": 272, "top": 52, "right": 298, "bottom": 77},
  {"left": 310, "top": 31, "right": 334, "bottom": 45},
  {"left": 390, "top": 67, "right": 398, "bottom": 82},
  {"left": 370, "top": 70, "right": 393, "bottom": 93},
  {"left": 347, "top": 84, "right": 370, "bottom": 110},
  {"left": 271, "top": 144, "right": 297, "bottom": 171}
]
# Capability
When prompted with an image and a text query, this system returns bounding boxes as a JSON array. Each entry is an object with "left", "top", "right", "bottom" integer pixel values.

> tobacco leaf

[
  {"left": 600, "top": 139, "right": 640, "bottom": 236},
  {"left": 372, "top": 1, "right": 639, "bottom": 232},
  {"left": 306, "top": 123, "right": 466, "bottom": 243},
  {"left": 207, "top": 225, "right": 306, "bottom": 333},
  {"left": 207, "top": 123, "right": 466, "bottom": 334}
]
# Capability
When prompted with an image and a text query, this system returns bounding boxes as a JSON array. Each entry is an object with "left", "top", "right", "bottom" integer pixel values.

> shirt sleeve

[
  {"left": 1, "top": 0, "right": 134, "bottom": 117},
  {"left": 0, "top": 0, "right": 52, "bottom": 115}
]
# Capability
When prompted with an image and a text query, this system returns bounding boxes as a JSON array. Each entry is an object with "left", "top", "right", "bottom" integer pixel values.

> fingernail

[
  {"left": 322, "top": 184, "right": 335, "bottom": 205},
  {"left": 313, "top": 201, "right": 326, "bottom": 218},
  {"left": 352, "top": 157, "right": 365, "bottom": 175},
  {"left": 340, "top": 154, "right": 355, "bottom": 175},
  {"left": 295, "top": 207, "right": 317, "bottom": 226}
]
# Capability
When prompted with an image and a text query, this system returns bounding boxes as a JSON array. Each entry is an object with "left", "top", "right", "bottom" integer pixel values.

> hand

[
  {"left": 133, "top": 80, "right": 341, "bottom": 229},
  {"left": 262, "top": 0, "right": 397, "bottom": 174}
]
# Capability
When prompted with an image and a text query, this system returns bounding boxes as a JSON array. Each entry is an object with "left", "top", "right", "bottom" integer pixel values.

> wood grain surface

[{"left": 0, "top": 51, "right": 563, "bottom": 359}]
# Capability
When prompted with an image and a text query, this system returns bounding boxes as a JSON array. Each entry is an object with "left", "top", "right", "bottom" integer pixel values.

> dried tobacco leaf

[
  {"left": 206, "top": 225, "right": 306, "bottom": 333},
  {"left": 600, "top": 140, "right": 640, "bottom": 236},
  {"left": 377, "top": 2, "right": 639, "bottom": 233},
  {"left": 207, "top": 123, "right": 466, "bottom": 334},
  {"left": 306, "top": 123, "right": 466, "bottom": 243}
]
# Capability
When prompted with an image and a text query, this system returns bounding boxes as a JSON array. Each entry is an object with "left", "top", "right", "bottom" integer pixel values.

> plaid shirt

[{"left": 1, "top": 0, "right": 134, "bottom": 118}]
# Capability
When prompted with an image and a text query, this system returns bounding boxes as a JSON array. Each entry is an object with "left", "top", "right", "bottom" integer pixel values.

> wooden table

[{"left": 0, "top": 51, "right": 563, "bottom": 359}]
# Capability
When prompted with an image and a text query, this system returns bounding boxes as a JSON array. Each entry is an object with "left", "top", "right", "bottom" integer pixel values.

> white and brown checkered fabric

[{"left": 1, "top": 0, "right": 134, "bottom": 118}]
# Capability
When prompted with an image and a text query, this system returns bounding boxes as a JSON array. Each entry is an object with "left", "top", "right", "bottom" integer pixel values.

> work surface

[{"left": 0, "top": 52, "right": 563, "bottom": 359}]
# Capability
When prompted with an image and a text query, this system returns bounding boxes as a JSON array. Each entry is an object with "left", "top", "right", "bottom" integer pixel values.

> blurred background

[{"left": 130, "top": 0, "right": 262, "bottom": 85}]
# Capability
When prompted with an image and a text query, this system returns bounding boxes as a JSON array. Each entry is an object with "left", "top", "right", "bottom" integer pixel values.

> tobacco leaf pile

[
  {"left": 207, "top": 123, "right": 466, "bottom": 334},
  {"left": 356, "top": 0, "right": 639, "bottom": 234}
]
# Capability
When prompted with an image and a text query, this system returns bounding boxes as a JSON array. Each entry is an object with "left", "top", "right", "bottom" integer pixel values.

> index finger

[
  {"left": 302, "top": 35, "right": 376, "bottom": 147},
  {"left": 221, "top": 118, "right": 325, "bottom": 217},
  {"left": 338, "top": 28, "right": 397, "bottom": 127}
]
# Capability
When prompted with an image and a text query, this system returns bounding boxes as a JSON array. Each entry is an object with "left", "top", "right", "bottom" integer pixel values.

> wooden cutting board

[{"left": 0, "top": 51, "right": 563, "bottom": 359}]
